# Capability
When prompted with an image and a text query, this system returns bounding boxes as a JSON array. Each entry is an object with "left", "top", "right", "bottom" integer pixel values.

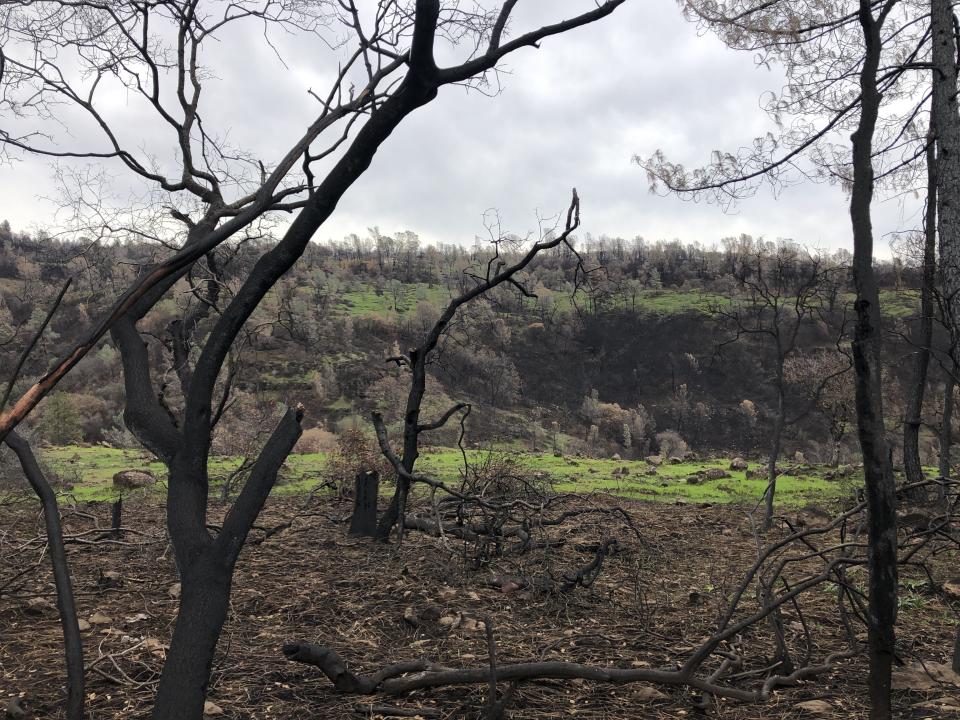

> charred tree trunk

[
  {"left": 850, "top": 4, "right": 897, "bottom": 718},
  {"left": 349, "top": 470, "right": 380, "bottom": 537},
  {"left": 940, "top": 372, "right": 955, "bottom": 491},
  {"left": 151, "top": 559, "right": 231, "bottom": 720},
  {"left": 5, "top": 432, "right": 84, "bottom": 720},
  {"left": 903, "top": 134, "right": 937, "bottom": 488},
  {"left": 764, "top": 386, "right": 785, "bottom": 530}
]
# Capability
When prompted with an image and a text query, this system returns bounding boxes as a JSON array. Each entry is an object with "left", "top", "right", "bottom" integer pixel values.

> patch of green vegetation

[
  {"left": 38, "top": 444, "right": 857, "bottom": 509},
  {"left": 336, "top": 283, "right": 453, "bottom": 317},
  {"left": 41, "top": 445, "right": 168, "bottom": 502},
  {"left": 878, "top": 289, "right": 920, "bottom": 319}
]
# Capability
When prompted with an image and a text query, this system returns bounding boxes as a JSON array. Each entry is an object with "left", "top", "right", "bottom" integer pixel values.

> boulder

[
  {"left": 669, "top": 456, "right": 683, "bottom": 465},
  {"left": 611, "top": 453, "right": 621, "bottom": 462},
  {"left": 112, "top": 469, "right": 157, "bottom": 489},
  {"left": 729, "top": 457, "right": 748, "bottom": 471},
  {"left": 943, "top": 578, "right": 960, "bottom": 602},
  {"left": 794, "top": 451, "right": 807, "bottom": 464},
  {"left": 645, "top": 455, "right": 663, "bottom": 466},
  {"left": 704, "top": 468, "right": 730, "bottom": 480}
]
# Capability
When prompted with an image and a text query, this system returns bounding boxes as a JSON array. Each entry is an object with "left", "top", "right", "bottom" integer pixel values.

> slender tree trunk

[
  {"left": 376, "top": 351, "right": 426, "bottom": 541},
  {"left": 851, "top": 5, "right": 897, "bottom": 718},
  {"left": 151, "top": 559, "right": 231, "bottom": 720},
  {"left": 5, "top": 432, "right": 84, "bottom": 720},
  {"left": 933, "top": 0, "right": 960, "bottom": 336},
  {"left": 903, "top": 134, "right": 937, "bottom": 487},
  {"left": 763, "top": 390, "right": 785, "bottom": 530},
  {"left": 940, "top": 373, "right": 955, "bottom": 497}
]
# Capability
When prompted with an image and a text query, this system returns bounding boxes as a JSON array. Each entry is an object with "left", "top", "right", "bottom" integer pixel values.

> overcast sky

[{"left": 0, "top": 0, "right": 920, "bottom": 255}]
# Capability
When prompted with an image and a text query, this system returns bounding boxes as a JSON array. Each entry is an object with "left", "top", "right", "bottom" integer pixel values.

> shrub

[{"left": 655, "top": 430, "right": 688, "bottom": 459}]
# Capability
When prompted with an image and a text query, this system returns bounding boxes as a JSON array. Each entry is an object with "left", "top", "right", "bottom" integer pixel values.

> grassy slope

[{"left": 39, "top": 444, "right": 862, "bottom": 508}]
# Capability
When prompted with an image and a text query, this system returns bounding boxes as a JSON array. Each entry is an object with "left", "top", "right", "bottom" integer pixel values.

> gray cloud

[{"left": 0, "top": 0, "right": 919, "bottom": 255}]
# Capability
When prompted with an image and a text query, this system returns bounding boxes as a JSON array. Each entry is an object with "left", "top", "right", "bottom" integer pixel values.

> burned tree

[
  {"left": 714, "top": 242, "right": 842, "bottom": 528},
  {"left": 373, "top": 190, "right": 582, "bottom": 541}
]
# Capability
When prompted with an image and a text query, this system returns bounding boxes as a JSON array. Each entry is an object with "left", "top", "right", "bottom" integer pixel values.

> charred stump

[{"left": 349, "top": 470, "right": 379, "bottom": 537}]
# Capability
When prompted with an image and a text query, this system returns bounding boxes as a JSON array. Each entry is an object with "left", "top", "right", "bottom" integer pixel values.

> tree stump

[{"left": 349, "top": 471, "right": 379, "bottom": 537}]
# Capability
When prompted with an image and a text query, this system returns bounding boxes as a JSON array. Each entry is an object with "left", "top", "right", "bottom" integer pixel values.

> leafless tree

[{"left": 636, "top": 0, "right": 907, "bottom": 714}]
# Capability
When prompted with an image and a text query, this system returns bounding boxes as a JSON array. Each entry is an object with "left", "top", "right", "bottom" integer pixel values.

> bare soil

[{"left": 1, "top": 494, "right": 957, "bottom": 719}]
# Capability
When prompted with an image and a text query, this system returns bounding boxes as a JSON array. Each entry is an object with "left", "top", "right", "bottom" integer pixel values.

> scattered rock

[
  {"left": 645, "top": 455, "right": 663, "bottom": 466},
  {"left": 794, "top": 451, "right": 806, "bottom": 464},
  {"left": 669, "top": 456, "right": 683, "bottom": 465},
  {"left": 611, "top": 453, "right": 621, "bottom": 462},
  {"left": 3, "top": 698, "right": 27, "bottom": 719},
  {"left": 686, "top": 475, "right": 701, "bottom": 485},
  {"left": 23, "top": 597, "right": 55, "bottom": 615},
  {"left": 943, "top": 578, "right": 960, "bottom": 601},
  {"left": 704, "top": 468, "right": 730, "bottom": 480},
  {"left": 88, "top": 611, "right": 112, "bottom": 625},
  {"left": 836, "top": 464, "right": 852, "bottom": 478},
  {"left": 912, "top": 695, "right": 960, "bottom": 713},
  {"left": 438, "top": 586, "right": 457, "bottom": 601},
  {"left": 729, "top": 457, "right": 748, "bottom": 471},
  {"left": 402, "top": 603, "right": 442, "bottom": 628},
  {"left": 168, "top": 583, "right": 181, "bottom": 600},
  {"left": 203, "top": 700, "right": 223, "bottom": 716},
  {"left": 901, "top": 511, "right": 934, "bottom": 532},
  {"left": 112, "top": 469, "right": 157, "bottom": 489},
  {"left": 892, "top": 662, "right": 960, "bottom": 692},
  {"left": 77, "top": 618, "right": 91, "bottom": 632},
  {"left": 795, "top": 700, "right": 834, "bottom": 715},
  {"left": 143, "top": 637, "right": 167, "bottom": 656},
  {"left": 634, "top": 685, "right": 668, "bottom": 701}
]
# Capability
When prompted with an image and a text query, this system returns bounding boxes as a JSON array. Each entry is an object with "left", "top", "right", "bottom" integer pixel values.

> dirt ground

[{"left": 1, "top": 493, "right": 958, "bottom": 719}]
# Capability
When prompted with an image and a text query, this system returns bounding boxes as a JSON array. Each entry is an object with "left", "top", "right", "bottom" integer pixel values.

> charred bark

[
  {"left": 903, "top": 133, "right": 937, "bottom": 488},
  {"left": 850, "top": 4, "right": 898, "bottom": 717},
  {"left": 349, "top": 471, "right": 380, "bottom": 537},
  {"left": 5, "top": 432, "right": 84, "bottom": 720}
]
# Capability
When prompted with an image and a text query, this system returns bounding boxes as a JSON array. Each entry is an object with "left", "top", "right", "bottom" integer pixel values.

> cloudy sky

[{"left": 0, "top": 0, "right": 920, "bottom": 254}]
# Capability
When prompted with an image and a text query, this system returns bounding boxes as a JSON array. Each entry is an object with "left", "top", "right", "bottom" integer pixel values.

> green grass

[
  {"left": 38, "top": 444, "right": 859, "bottom": 508},
  {"left": 336, "top": 283, "right": 453, "bottom": 317}
]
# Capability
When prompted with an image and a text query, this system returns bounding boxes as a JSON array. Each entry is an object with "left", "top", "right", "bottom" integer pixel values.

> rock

[
  {"left": 203, "top": 701, "right": 223, "bottom": 716},
  {"left": 794, "top": 451, "right": 806, "bottom": 464},
  {"left": 721, "top": 528, "right": 733, "bottom": 537},
  {"left": 77, "top": 618, "right": 91, "bottom": 632},
  {"left": 403, "top": 603, "right": 442, "bottom": 628},
  {"left": 836, "top": 464, "right": 852, "bottom": 478},
  {"left": 901, "top": 512, "right": 933, "bottom": 531},
  {"left": 168, "top": 583, "right": 181, "bottom": 600},
  {"left": 686, "top": 475, "right": 701, "bottom": 485},
  {"left": 942, "top": 578, "right": 960, "bottom": 601},
  {"left": 112, "top": 469, "right": 157, "bottom": 489},
  {"left": 729, "top": 457, "right": 748, "bottom": 471},
  {"left": 611, "top": 453, "right": 621, "bottom": 462},
  {"left": 913, "top": 696, "right": 960, "bottom": 713},
  {"left": 646, "top": 468, "right": 659, "bottom": 476},
  {"left": 23, "top": 597, "right": 55, "bottom": 615},
  {"left": 553, "top": 451, "right": 563, "bottom": 458},
  {"left": 704, "top": 468, "right": 730, "bottom": 480},
  {"left": 669, "top": 456, "right": 683, "bottom": 465},
  {"left": 634, "top": 685, "right": 667, "bottom": 701},
  {"left": 4, "top": 698, "right": 27, "bottom": 719},
  {"left": 88, "top": 611, "right": 112, "bottom": 625},
  {"left": 438, "top": 586, "right": 457, "bottom": 601},
  {"left": 893, "top": 662, "right": 960, "bottom": 692},
  {"left": 795, "top": 700, "right": 834, "bottom": 715},
  {"left": 645, "top": 455, "right": 663, "bottom": 466}
]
